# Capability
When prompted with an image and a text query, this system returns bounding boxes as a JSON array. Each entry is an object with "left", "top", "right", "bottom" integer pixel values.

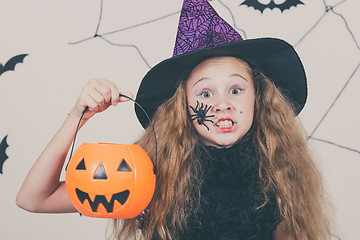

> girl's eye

[
  {"left": 201, "top": 91, "right": 212, "bottom": 98},
  {"left": 230, "top": 88, "right": 242, "bottom": 95}
]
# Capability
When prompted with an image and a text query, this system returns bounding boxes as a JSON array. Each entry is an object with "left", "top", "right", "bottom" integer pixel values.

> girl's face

[{"left": 186, "top": 57, "right": 255, "bottom": 148}]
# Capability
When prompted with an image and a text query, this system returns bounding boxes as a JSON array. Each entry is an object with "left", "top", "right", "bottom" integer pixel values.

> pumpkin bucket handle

[{"left": 65, "top": 93, "right": 158, "bottom": 174}]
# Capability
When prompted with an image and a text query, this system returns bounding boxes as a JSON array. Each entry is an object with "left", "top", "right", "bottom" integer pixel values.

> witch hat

[{"left": 135, "top": 0, "right": 307, "bottom": 128}]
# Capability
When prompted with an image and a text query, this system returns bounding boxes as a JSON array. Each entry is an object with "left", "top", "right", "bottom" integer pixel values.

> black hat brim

[{"left": 135, "top": 37, "right": 307, "bottom": 128}]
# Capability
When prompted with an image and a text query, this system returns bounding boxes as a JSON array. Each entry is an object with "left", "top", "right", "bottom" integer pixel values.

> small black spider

[{"left": 190, "top": 101, "right": 215, "bottom": 131}]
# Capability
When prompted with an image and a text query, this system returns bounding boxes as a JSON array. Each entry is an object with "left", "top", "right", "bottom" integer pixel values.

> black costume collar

[{"left": 183, "top": 136, "right": 282, "bottom": 240}]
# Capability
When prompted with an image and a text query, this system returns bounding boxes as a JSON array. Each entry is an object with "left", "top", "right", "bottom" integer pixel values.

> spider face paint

[{"left": 190, "top": 101, "right": 215, "bottom": 131}]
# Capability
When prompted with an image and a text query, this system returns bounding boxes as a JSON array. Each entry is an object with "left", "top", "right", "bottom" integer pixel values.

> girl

[{"left": 17, "top": 0, "right": 330, "bottom": 239}]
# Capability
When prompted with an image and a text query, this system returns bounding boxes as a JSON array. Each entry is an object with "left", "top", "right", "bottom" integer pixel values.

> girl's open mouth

[{"left": 215, "top": 118, "right": 235, "bottom": 132}]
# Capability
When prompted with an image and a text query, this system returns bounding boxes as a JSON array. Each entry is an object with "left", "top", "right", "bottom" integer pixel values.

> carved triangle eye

[
  {"left": 117, "top": 159, "right": 132, "bottom": 172},
  {"left": 76, "top": 158, "right": 86, "bottom": 170}
]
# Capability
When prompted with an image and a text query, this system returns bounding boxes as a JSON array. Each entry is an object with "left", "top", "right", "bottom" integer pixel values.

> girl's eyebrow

[
  {"left": 229, "top": 73, "right": 249, "bottom": 82},
  {"left": 192, "top": 77, "right": 210, "bottom": 87},
  {"left": 192, "top": 73, "right": 249, "bottom": 87}
]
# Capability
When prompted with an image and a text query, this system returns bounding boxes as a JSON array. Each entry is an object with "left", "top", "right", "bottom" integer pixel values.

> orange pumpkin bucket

[{"left": 65, "top": 94, "right": 156, "bottom": 218}]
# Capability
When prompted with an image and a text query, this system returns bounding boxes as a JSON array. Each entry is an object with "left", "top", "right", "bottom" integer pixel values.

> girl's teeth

[{"left": 218, "top": 120, "right": 233, "bottom": 128}]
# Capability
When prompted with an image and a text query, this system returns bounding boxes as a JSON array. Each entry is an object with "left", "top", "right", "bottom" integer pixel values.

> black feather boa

[{"left": 181, "top": 138, "right": 282, "bottom": 240}]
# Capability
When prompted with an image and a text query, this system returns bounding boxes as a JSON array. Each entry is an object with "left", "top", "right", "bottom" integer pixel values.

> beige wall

[{"left": 1, "top": 0, "right": 359, "bottom": 239}]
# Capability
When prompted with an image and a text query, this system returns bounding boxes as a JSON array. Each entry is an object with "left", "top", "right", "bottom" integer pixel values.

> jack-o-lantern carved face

[{"left": 65, "top": 143, "right": 156, "bottom": 219}]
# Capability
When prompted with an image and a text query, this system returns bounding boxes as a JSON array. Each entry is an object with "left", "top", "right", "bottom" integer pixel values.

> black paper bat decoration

[
  {"left": 240, "top": 0, "right": 304, "bottom": 13},
  {"left": 0, "top": 135, "right": 9, "bottom": 174},
  {"left": 0, "top": 54, "right": 28, "bottom": 76}
]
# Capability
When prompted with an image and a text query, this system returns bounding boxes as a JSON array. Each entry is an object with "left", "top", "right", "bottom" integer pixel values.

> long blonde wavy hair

[{"left": 108, "top": 57, "right": 330, "bottom": 240}]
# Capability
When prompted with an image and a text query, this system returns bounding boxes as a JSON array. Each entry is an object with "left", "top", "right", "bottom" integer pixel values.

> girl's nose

[{"left": 212, "top": 97, "right": 233, "bottom": 113}]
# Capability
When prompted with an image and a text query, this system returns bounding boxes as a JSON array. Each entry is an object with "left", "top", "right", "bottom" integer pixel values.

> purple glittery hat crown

[{"left": 173, "top": 0, "right": 243, "bottom": 57}]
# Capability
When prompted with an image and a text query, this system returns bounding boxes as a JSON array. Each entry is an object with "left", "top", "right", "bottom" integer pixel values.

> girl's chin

[
  {"left": 200, "top": 136, "right": 238, "bottom": 149},
  {"left": 196, "top": 126, "right": 246, "bottom": 148}
]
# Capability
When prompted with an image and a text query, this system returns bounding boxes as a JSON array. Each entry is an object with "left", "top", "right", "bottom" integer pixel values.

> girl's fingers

[
  {"left": 81, "top": 94, "right": 99, "bottom": 113},
  {"left": 75, "top": 79, "right": 134, "bottom": 118},
  {"left": 93, "top": 80, "right": 112, "bottom": 104},
  {"left": 88, "top": 87, "right": 106, "bottom": 108},
  {"left": 94, "top": 79, "right": 134, "bottom": 104},
  {"left": 105, "top": 81, "right": 120, "bottom": 106},
  {"left": 95, "top": 79, "right": 121, "bottom": 106}
]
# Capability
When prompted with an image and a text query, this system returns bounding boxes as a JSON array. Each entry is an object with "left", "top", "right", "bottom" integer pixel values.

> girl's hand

[{"left": 70, "top": 78, "right": 133, "bottom": 121}]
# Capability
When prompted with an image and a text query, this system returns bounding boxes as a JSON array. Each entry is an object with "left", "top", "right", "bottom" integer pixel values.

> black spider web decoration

[
  {"left": 69, "top": 0, "right": 359, "bottom": 159},
  {"left": 69, "top": 0, "right": 247, "bottom": 68},
  {"left": 69, "top": 0, "right": 181, "bottom": 68},
  {"left": 292, "top": 0, "right": 360, "bottom": 157}
]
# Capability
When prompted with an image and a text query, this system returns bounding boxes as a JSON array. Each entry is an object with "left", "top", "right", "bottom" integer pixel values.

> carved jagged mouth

[{"left": 76, "top": 188, "right": 130, "bottom": 213}]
